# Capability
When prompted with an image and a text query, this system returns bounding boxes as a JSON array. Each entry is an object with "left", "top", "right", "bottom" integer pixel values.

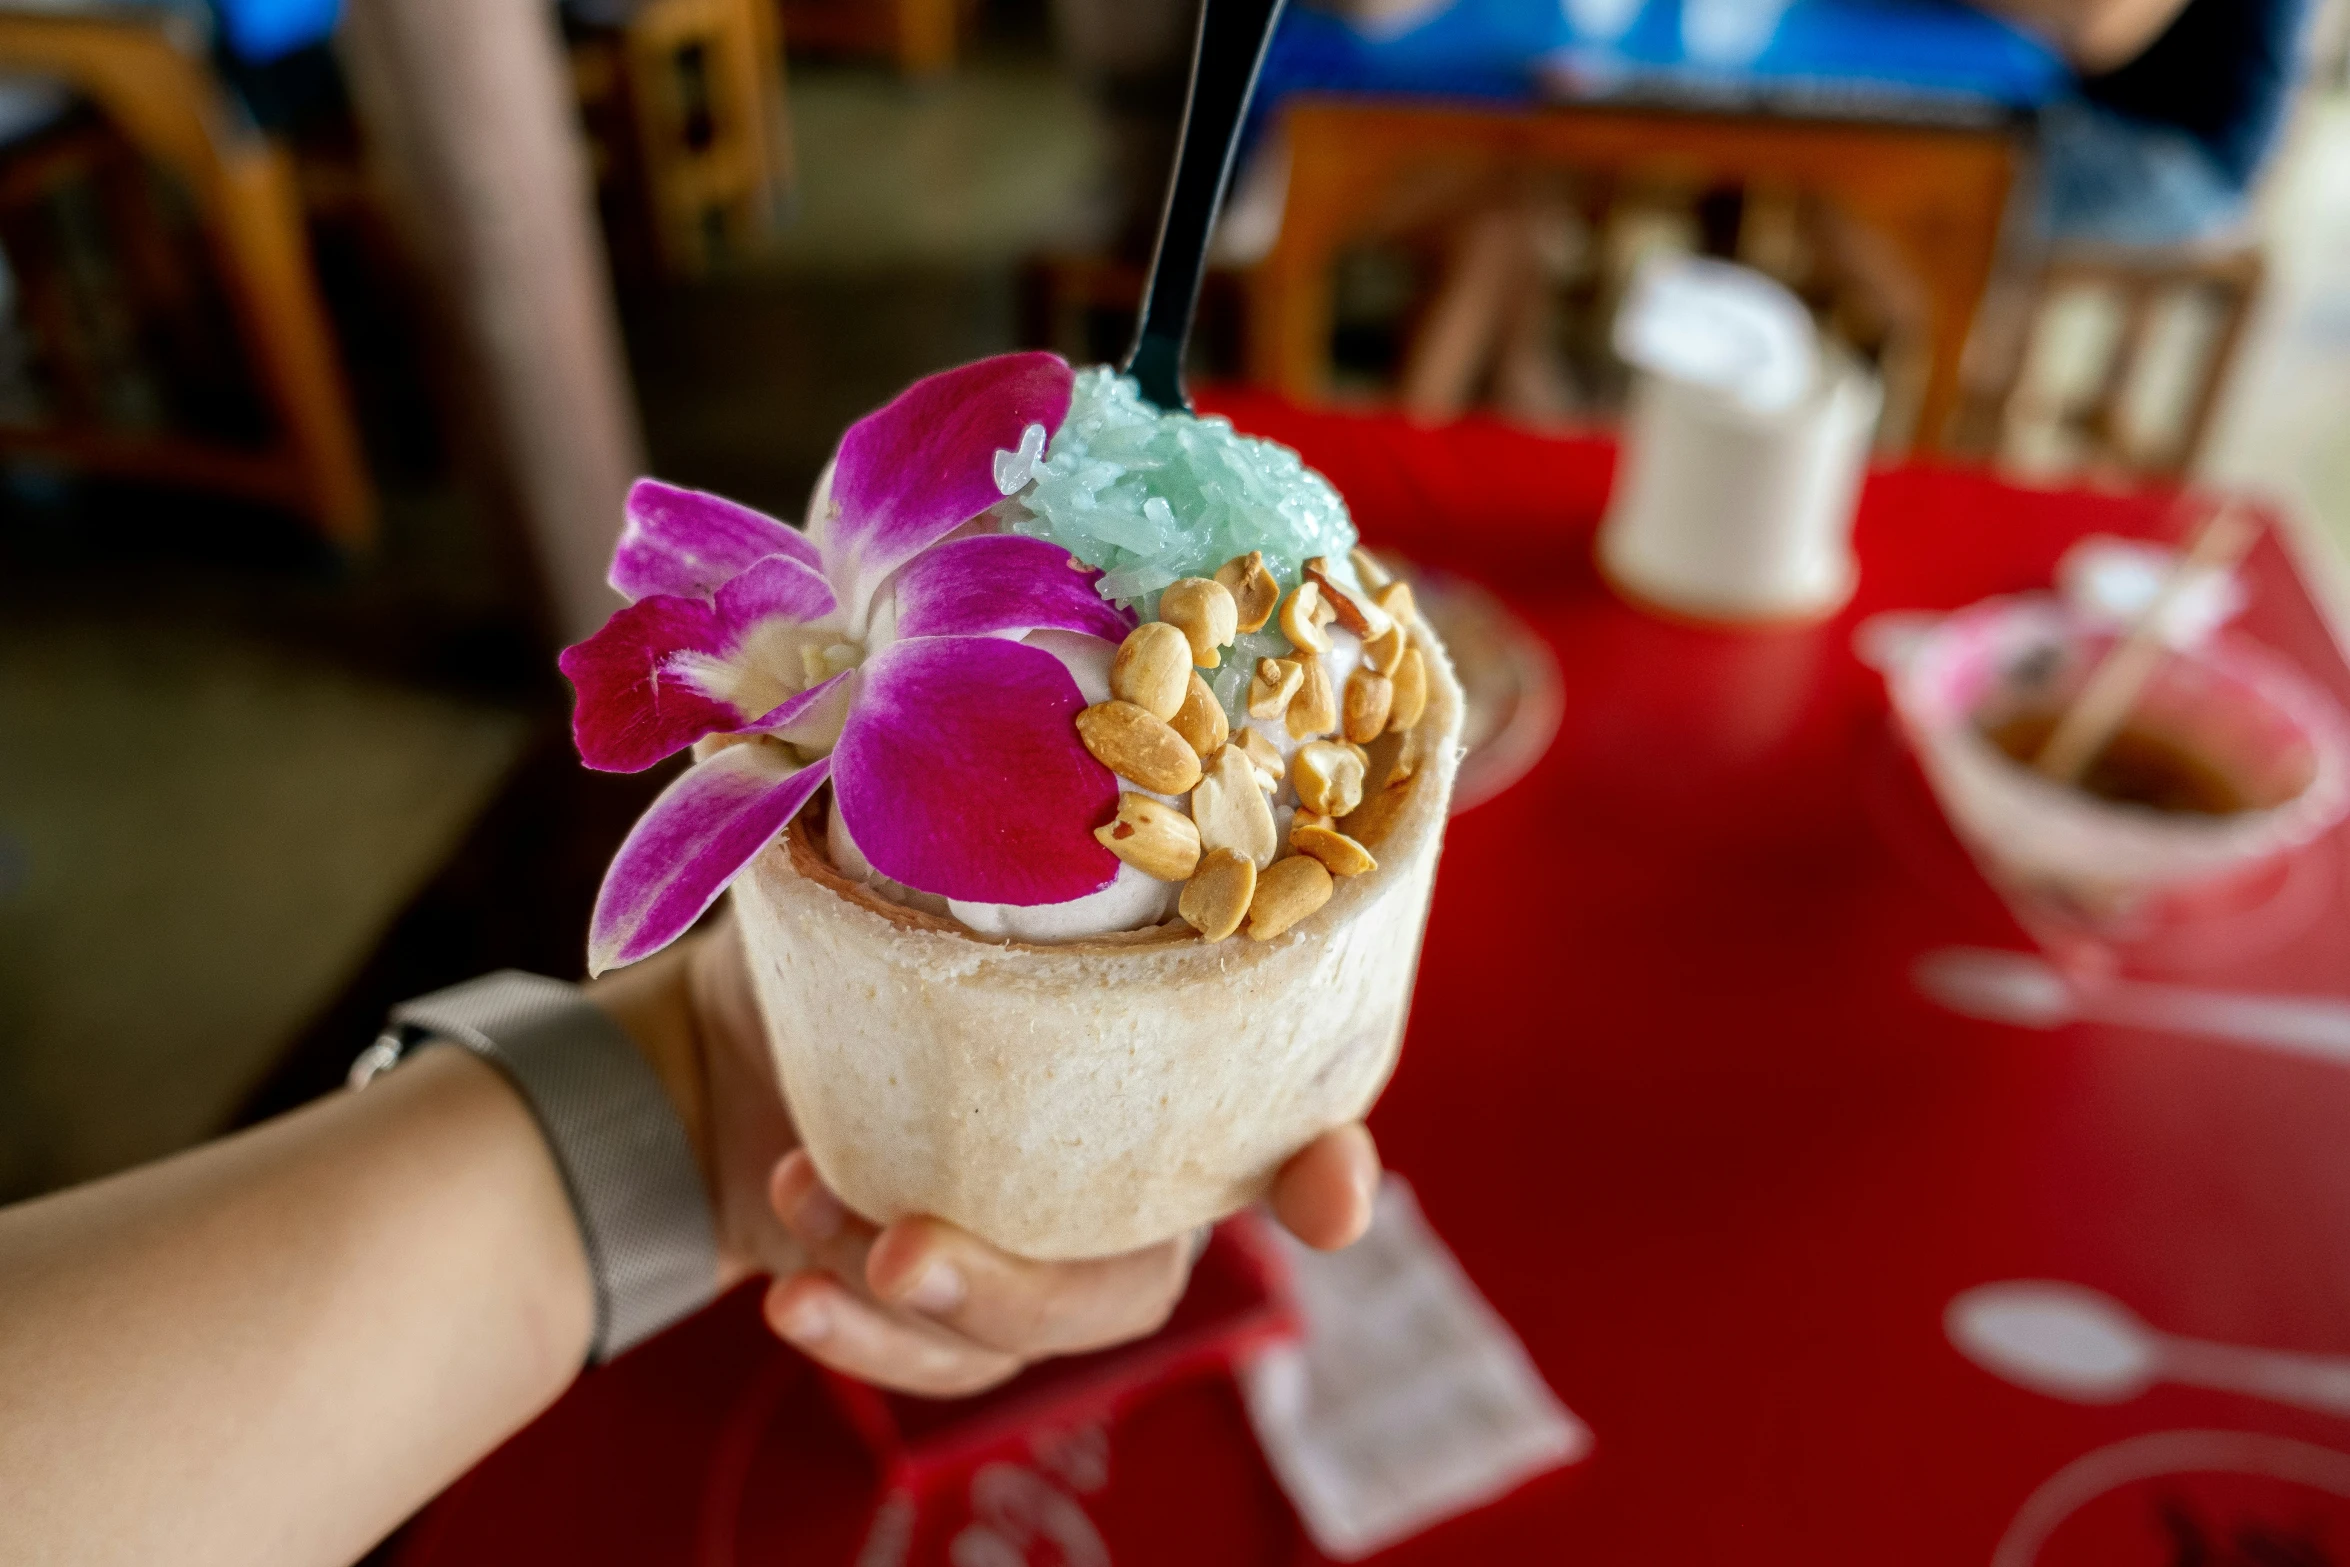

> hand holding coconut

[{"left": 593, "top": 915, "right": 1379, "bottom": 1396}]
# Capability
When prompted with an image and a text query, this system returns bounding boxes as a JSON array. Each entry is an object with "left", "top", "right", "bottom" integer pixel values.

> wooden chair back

[{"left": 1249, "top": 97, "right": 2020, "bottom": 450}]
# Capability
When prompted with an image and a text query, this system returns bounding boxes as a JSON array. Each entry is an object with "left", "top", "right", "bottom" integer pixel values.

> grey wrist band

[{"left": 355, "top": 971, "right": 719, "bottom": 1363}]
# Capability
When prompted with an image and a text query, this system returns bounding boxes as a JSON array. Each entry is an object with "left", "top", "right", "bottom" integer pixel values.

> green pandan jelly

[{"left": 1002, "top": 368, "right": 1358, "bottom": 624}]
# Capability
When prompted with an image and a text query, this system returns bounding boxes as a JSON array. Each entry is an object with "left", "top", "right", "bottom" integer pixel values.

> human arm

[
  {"left": 0, "top": 922, "right": 1377, "bottom": 1563},
  {"left": 1969, "top": 0, "right": 2193, "bottom": 70},
  {"left": 0, "top": 1045, "right": 592, "bottom": 1567}
]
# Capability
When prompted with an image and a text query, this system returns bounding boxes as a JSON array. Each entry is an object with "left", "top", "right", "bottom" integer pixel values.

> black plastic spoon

[{"left": 1121, "top": 0, "right": 1288, "bottom": 414}]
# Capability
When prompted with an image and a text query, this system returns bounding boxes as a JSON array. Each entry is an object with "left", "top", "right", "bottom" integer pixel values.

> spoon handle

[
  {"left": 2165, "top": 1338, "right": 2350, "bottom": 1418},
  {"left": 2092, "top": 981, "right": 2350, "bottom": 1064},
  {"left": 1123, "top": 0, "right": 1288, "bottom": 413}
]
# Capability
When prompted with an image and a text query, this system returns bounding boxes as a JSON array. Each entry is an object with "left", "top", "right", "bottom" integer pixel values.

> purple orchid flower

[{"left": 560, "top": 352, "right": 1137, "bottom": 974}]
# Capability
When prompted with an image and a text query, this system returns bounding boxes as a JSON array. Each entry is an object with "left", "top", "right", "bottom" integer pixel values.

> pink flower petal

[
  {"left": 588, "top": 747, "right": 831, "bottom": 974},
  {"left": 714, "top": 553, "right": 838, "bottom": 628},
  {"left": 561, "top": 556, "right": 837, "bottom": 772},
  {"left": 834, "top": 636, "right": 1118, "bottom": 905},
  {"left": 561, "top": 595, "right": 744, "bottom": 772},
  {"left": 611, "top": 479, "right": 816, "bottom": 601},
  {"left": 741, "top": 669, "right": 851, "bottom": 747},
  {"left": 891, "top": 534, "right": 1134, "bottom": 643},
  {"left": 820, "top": 353, "right": 1074, "bottom": 624}
]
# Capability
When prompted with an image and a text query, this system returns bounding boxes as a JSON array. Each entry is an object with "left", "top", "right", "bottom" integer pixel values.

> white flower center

[{"left": 799, "top": 640, "right": 865, "bottom": 686}]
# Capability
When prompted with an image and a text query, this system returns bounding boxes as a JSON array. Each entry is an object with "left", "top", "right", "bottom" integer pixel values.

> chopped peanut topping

[
  {"left": 1279, "top": 581, "right": 1336, "bottom": 655},
  {"left": 1214, "top": 551, "right": 1280, "bottom": 635},
  {"left": 1094, "top": 794, "right": 1201, "bottom": 881},
  {"left": 1234, "top": 728, "right": 1285, "bottom": 789},
  {"left": 1169, "top": 671, "right": 1229, "bottom": 757},
  {"left": 1372, "top": 579, "right": 1416, "bottom": 627},
  {"left": 1247, "top": 656, "right": 1304, "bottom": 720},
  {"left": 1286, "top": 654, "right": 1338, "bottom": 740},
  {"left": 1388, "top": 646, "right": 1428, "bottom": 732},
  {"left": 1075, "top": 701, "right": 1203, "bottom": 794},
  {"left": 1343, "top": 668, "right": 1393, "bottom": 743},
  {"left": 1292, "top": 821, "right": 1377, "bottom": 877},
  {"left": 1160, "top": 577, "right": 1239, "bottom": 668},
  {"left": 1179, "top": 848, "right": 1256, "bottom": 942},
  {"left": 1293, "top": 740, "right": 1367, "bottom": 817},
  {"left": 1245, "top": 855, "right": 1333, "bottom": 940},
  {"left": 1304, "top": 556, "right": 1393, "bottom": 640},
  {"left": 1349, "top": 547, "right": 1395, "bottom": 592},
  {"left": 1192, "top": 745, "right": 1280, "bottom": 868},
  {"left": 1109, "top": 622, "right": 1192, "bottom": 722}
]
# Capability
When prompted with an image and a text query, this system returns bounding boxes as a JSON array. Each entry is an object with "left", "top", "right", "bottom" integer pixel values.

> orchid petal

[
  {"left": 562, "top": 556, "right": 838, "bottom": 772},
  {"left": 834, "top": 636, "right": 1118, "bottom": 905},
  {"left": 891, "top": 534, "right": 1134, "bottom": 644},
  {"left": 611, "top": 479, "right": 816, "bottom": 601},
  {"left": 714, "top": 552, "right": 837, "bottom": 628},
  {"left": 819, "top": 352, "right": 1075, "bottom": 626},
  {"left": 588, "top": 746, "right": 831, "bottom": 974},
  {"left": 560, "top": 595, "right": 745, "bottom": 772},
  {"left": 741, "top": 668, "right": 851, "bottom": 749}
]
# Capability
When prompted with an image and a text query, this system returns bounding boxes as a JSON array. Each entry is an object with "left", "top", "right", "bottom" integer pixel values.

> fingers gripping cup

[
  {"left": 1888, "top": 595, "right": 2350, "bottom": 958},
  {"left": 561, "top": 356, "right": 1463, "bottom": 1261}
]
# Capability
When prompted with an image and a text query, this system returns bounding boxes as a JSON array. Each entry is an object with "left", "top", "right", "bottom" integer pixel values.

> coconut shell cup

[{"left": 731, "top": 617, "right": 1464, "bottom": 1261}]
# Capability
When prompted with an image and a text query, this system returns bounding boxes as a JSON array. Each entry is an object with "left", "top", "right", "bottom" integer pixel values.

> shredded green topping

[{"left": 1003, "top": 367, "right": 1357, "bottom": 619}]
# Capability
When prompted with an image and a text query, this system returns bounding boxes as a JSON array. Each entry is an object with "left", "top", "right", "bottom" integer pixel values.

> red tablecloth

[{"left": 398, "top": 401, "right": 2350, "bottom": 1565}]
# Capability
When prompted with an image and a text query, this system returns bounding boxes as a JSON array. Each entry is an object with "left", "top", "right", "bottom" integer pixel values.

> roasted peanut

[
  {"left": 1245, "top": 854, "right": 1333, "bottom": 940},
  {"left": 1304, "top": 556, "right": 1393, "bottom": 640},
  {"left": 1214, "top": 551, "right": 1280, "bottom": 634},
  {"left": 1160, "top": 577, "right": 1238, "bottom": 668},
  {"left": 1235, "top": 727, "right": 1285, "bottom": 789},
  {"left": 1343, "top": 668, "right": 1393, "bottom": 743},
  {"left": 1293, "top": 739, "right": 1367, "bottom": 817},
  {"left": 1247, "top": 656, "right": 1304, "bottom": 720},
  {"left": 1286, "top": 654, "right": 1337, "bottom": 740},
  {"left": 1279, "top": 581, "right": 1336, "bottom": 654},
  {"left": 1293, "top": 808, "right": 1333, "bottom": 832},
  {"left": 1349, "top": 547, "right": 1395, "bottom": 592},
  {"left": 1292, "top": 821, "right": 1377, "bottom": 876},
  {"left": 1169, "top": 671, "right": 1229, "bottom": 757},
  {"left": 1372, "top": 579, "right": 1416, "bottom": 627},
  {"left": 1361, "top": 621, "right": 1409, "bottom": 676},
  {"left": 1179, "top": 848, "right": 1256, "bottom": 941},
  {"left": 1191, "top": 745, "right": 1279, "bottom": 868},
  {"left": 1075, "top": 701, "right": 1203, "bottom": 794},
  {"left": 1387, "top": 646, "right": 1428, "bottom": 732},
  {"left": 1094, "top": 793, "right": 1201, "bottom": 881},
  {"left": 1109, "top": 621, "right": 1192, "bottom": 722}
]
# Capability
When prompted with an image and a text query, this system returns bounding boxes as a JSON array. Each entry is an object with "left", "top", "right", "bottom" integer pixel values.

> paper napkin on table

[{"left": 1239, "top": 1178, "right": 1591, "bottom": 1560}]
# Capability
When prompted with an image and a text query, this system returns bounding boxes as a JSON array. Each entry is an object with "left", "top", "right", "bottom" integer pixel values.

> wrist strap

[{"left": 365, "top": 971, "right": 718, "bottom": 1363}]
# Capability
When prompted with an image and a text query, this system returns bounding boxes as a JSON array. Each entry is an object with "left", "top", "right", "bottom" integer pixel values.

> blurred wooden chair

[
  {"left": 1957, "top": 243, "right": 2262, "bottom": 480},
  {"left": 572, "top": 0, "right": 793, "bottom": 280},
  {"left": 0, "top": 8, "right": 371, "bottom": 541},
  {"left": 1248, "top": 97, "right": 2019, "bottom": 451}
]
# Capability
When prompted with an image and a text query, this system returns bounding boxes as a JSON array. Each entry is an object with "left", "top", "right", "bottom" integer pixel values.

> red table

[{"left": 397, "top": 402, "right": 2350, "bottom": 1565}]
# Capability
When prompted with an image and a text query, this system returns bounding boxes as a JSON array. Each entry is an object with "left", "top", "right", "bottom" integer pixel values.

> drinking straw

[{"left": 2032, "top": 503, "right": 2260, "bottom": 784}]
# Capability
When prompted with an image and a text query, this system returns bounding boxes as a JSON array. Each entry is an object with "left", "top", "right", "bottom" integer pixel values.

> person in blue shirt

[{"left": 1994, "top": 0, "right": 2322, "bottom": 242}]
